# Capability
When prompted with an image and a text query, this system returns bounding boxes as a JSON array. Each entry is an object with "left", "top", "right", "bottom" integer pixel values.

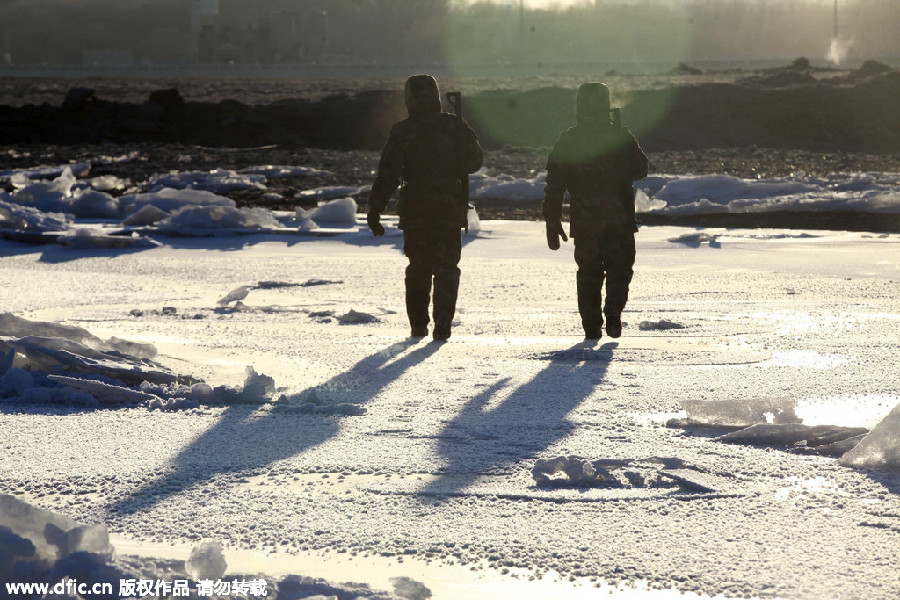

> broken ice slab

[
  {"left": 839, "top": 401, "right": 900, "bottom": 470},
  {"left": 659, "top": 469, "right": 725, "bottom": 494},
  {"left": 717, "top": 423, "right": 869, "bottom": 447},
  {"left": 47, "top": 374, "right": 161, "bottom": 404},
  {"left": 790, "top": 434, "right": 868, "bottom": 458},
  {"left": 0, "top": 494, "right": 112, "bottom": 563},
  {"left": 185, "top": 540, "right": 227, "bottom": 581},
  {"left": 532, "top": 455, "right": 617, "bottom": 486},
  {"left": 671, "top": 397, "right": 802, "bottom": 429}
]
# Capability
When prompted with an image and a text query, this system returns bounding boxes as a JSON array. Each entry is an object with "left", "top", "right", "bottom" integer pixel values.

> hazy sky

[{"left": 457, "top": 0, "right": 837, "bottom": 5}]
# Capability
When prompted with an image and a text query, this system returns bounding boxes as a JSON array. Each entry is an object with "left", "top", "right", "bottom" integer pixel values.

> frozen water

[
  {"left": 0, "top": 163, "right": 90, "bottom": 181},
  {"left": 296, "top": 185, "right": 367, "bottom": 202},
  {"left": 185, "top": 540, "right": 227, "bottom": 580},
  {"left": 639, "top": 172, "right": 900, "bottom": 215},
  {"left": 146, "top": 169, "right": 266, "bottom": 194},
  {"left": 239, "top": 164, "right": 332, "bottom": 178},
  {"left": 839, "top": 401, "right": 900, "bottom": 469},
  {"left": 470, "top": 170, "right": 545, "bottom": 201}
]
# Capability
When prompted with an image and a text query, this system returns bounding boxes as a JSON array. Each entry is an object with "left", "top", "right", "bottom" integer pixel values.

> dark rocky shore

[{"left": 2, "top": 60, "right": 900, "bottom": 230}]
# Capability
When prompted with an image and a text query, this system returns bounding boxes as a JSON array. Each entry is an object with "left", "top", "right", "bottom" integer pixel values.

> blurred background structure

[{"left": 0, "top": 0, "right": 897, "bottom": 77}]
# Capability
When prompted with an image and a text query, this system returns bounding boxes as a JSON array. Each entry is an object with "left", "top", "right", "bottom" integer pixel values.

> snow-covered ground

[{"left": 1, "top": 211, "right": 899, "bottom": 598}]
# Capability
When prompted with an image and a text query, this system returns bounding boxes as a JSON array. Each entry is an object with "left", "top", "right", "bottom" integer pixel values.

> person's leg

[
  {"left": 431, "top": 228, "right": 462, "bottom": 341},
  {"left": 403, "top": 230, "right": 433, "bottom": 336},
  {"left": 574, "top": 237, "right": 605, "bottom": 339},
  {"left": 601, "top": 231, "right": 636, "bottom": 338}
]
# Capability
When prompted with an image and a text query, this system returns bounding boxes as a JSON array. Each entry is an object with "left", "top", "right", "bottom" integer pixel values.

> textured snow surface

[{"left": 0, "top": 222, "right": 898, "bottom": 599}]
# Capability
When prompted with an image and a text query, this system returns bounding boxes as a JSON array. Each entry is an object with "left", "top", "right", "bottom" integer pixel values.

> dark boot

[
  {"left": 577, "top": 270, "right": 604, "bottom": 339},
  {"left": 604, "top": 310, "right": 622, "bottom": 338}
]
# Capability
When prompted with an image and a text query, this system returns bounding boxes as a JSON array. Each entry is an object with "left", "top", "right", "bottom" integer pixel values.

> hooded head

[
  {"left": 575, "top": 82, "right": 611, "bottom": 125},
  {"left": 404, "top": 74, "right": 442, "bottom": 117}
]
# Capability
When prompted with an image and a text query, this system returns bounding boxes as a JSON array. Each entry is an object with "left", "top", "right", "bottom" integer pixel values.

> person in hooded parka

[
  {"left": 543, "top": 82, "right": 649, "bottom": 339},
  {"left": 367, "top": 75, "right": 484, "bottom": 341}
]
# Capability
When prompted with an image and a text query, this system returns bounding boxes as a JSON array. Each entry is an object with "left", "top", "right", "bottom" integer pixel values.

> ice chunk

[
  {"left": 185, "top": 540, "right": 227, "bottom": 580},
  {"left": 146, "top": 169, "right": 265, "bottom": 194},
  {"left": 239, "top": 165, "right": 332, "bottom": 178},
  {"left": 292, "top": 207, "right": 318, "bottom": 230},
  {"left": 0, "top": 197, "right": 71, "bottom": 231},
  {"left": 337, "top": 309, "right": 379, "bottom": 324},
  {"left": 839, "top": 401, "right": 900, "bottom": 470},
  {"left": 532, "top": 455, "right": 616, "bottom": 486},
  {"left": 89, "top": 175, "right": 129, "bottom": 192},
  {"left": 717, "top": 423, "right": 869, "bottom": 447},
  {"left": 189, "top": 382, "right": 215, "bottom": 403},
  {"left": 122, "top": 203, "right": 170, "bottom": 226},
  {"left": 0, "top": 494, "right": 79, "bottom": 561},
  {"left": 306, "top": 197, "right": 358, "bottom": 226},
  {"left": 466, "top": 207, "right": 481, "bottom": 233},
  {"left": 46, "top": 374, "right": 161, "bottom": 405},
  {"left": 70, "top": 189, "right": 121, "bottom": 218},
  {"left": 119, "top": 188, "right": 234, "bottom": 218},
  {"left": 58, "top": 228, "right": 159, "bottom": 250},
  {"left": 0, "top": 367, "right": 33, "bottom": 395},
  {"left": 239, "top": 366, "right": 276, "bottom": 402},
  {"left": 470, "top": 172, "right": 544, "bottom": 201},
  {"left": 157, "top": 205, "right": 280, "bottom": 231},
  {"left": 43, "top": 521, "right": 112, "bottom": 558},
  {"left": 296, "top": 185, "right": 365, "bottom": 202},
  {"left": 677, "top": 398, "right": 801, "bottom": 428},
  {"left": 635, "top": 188, "right": 666, "bottom": 212},
  {"left": 638, "top": 320, "right": 686, "bottom": 331},
  {"left": 391, "top": 576, "right": 432, "bottom": 600},
  {"left": 218, "top": 286, "right": 252, "bottom": 305},
  {"left": 0, "top": 163, "right": 90, "bottom": 181}
]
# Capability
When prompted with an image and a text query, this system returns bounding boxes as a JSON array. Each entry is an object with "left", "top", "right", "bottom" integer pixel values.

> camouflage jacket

[
  {"left": 369, "top": 112, "right": 483, "bottom": 231},
  {"left": 543, "top": 123, "right": 648, "bottom": 237}
]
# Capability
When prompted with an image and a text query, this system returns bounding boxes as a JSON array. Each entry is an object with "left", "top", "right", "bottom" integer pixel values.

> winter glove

[
  {"left": 367, "top": 212, "right": 385, "bottom": 237},
  {"left": 545, "top": 220, "right": 568, "bottom": 250}
]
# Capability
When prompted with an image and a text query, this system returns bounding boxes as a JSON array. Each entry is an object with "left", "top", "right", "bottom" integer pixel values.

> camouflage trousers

[
  {"left": 573, "top": 228, "right": 635, "bottom": 334},
  {"left": 403, "top": 228, "right": 462, "bottom": 331}
]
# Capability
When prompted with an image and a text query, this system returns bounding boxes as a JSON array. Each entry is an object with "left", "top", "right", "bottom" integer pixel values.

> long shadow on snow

[
  {"left": 33, "top": 229, "right": 480, "bottom": 263},
  {"left": 420, "top": 341, "right": 618, "bottom": 497},
  {"left": 107, "top": 338, "right": 443, "bottom": 516}
]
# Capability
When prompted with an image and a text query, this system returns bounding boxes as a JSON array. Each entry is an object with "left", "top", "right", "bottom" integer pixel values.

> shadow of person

[
  {"left": 107, "top": 338, "right": 443, "bottom": 517},
  {"left": 420, "top": 341, "right": 618, "bottom": 497}
]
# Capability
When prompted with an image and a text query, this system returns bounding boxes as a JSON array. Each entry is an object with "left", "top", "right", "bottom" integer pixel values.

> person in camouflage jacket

[
  {"left": 543, "top": 82, "right": 649, "bottom": 340},
  {"left": 367, "top": 75, "right": 483, "bottom": 341}
]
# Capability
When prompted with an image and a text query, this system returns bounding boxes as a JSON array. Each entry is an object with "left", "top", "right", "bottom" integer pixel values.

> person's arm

[
  {"left": 367, "top": 125, "right": 404, "bottom": 235},
  {"left": 464, "top": 121, "right": 484, "bottom": 174},
  {"left": 627, "top": 129, "right": 649, "bottom": 182},
  {"left": 542, "top": 136, "right": 569, "bottom": 249}
]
